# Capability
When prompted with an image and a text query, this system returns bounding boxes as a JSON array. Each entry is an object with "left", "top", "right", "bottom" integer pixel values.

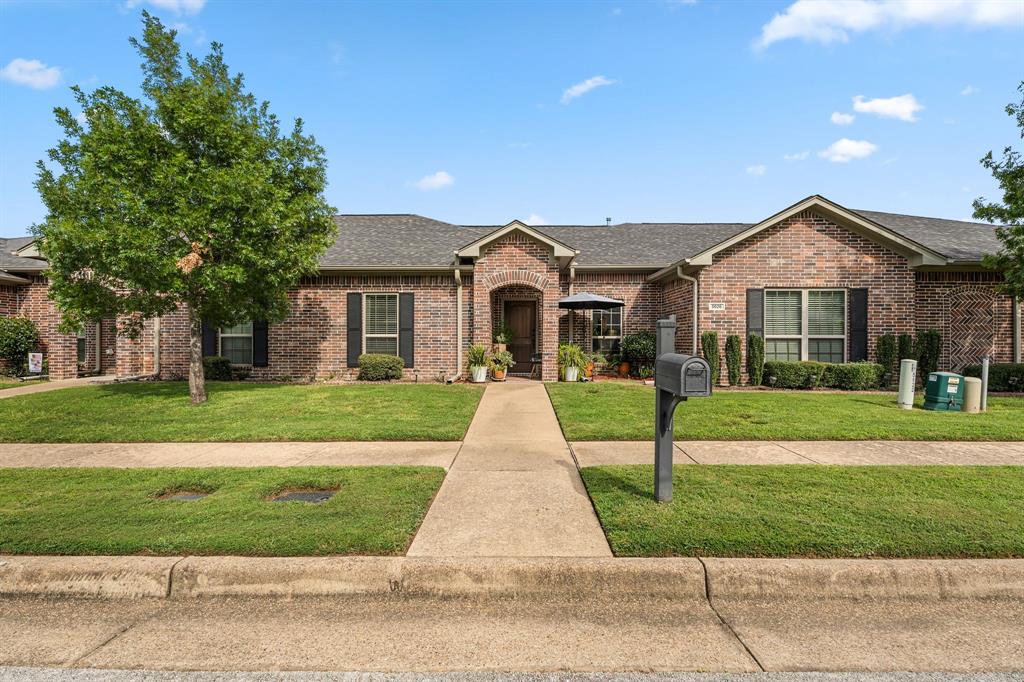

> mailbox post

[{"left": 653, "top": 316, "right": 712, "bottom": 502}]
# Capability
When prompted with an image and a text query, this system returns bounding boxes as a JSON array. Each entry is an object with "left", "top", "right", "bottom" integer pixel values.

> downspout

[
  {"left": 451, "top": 268, "right": 463, "bottom": 382},
  {"left": 568, "top": 264, "right": 576, "bottom": 344},
  {"left": 152, "top": 316, "right": 161, "bottom": 378},
  {"left": 93, "top": 322, "right": 101, "bottom": 374},
  {"left": 677, "top": 266, "right": 699, "bottom": 355},
  {"left": 1014, "top": 296, "right": 1021, "bottom": 363}
]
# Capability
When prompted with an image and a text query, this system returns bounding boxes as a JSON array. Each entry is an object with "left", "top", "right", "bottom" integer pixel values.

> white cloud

[
  {"left": 819, "top": 138, "right": 879, "bottom": 163},
  {"left": 783, "top": 150, "right": 810, "bottom": 161},
  {"left": 831, "top": 111, "right": 855, "bottom": 125},
  {"left": 0, "top": 58, "right": 61, "bottom": 90},
  {"left": 756, "top": 0, "right": 1022, "bottom": 49},
  {"left": 960, "top": 84, "right": 978, "bottom": 96},
  {"left": 525, "top": 213, "right": 548, "bottom": 226},
  {"left": 852, "top": 93, "right": 923, "bottom": 121},
  {"left": 410, "top": 171, "right": 454, "bottom": 191},
  {"left": 561, "top": 75, "right": 617, "bottom": 104},
  {"left": 746, "top": 164, "right": 767, "bottom": 176},
  {"left": 125, "top": 0, "right": 205, "bottom": 14}
]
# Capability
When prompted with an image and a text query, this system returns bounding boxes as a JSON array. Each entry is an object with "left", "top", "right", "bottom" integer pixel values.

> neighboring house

[{"left": 1, "top": 195, "right": 1021, "bottom": 383}]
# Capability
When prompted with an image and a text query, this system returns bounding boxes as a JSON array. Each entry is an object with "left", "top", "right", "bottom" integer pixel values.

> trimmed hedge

[
  {"left": 747, "top": 334, "right": 764, "bottom": 387},
  {"left": 725, "top": 335, "right": 742, "bottom": 386},
  {"left": 0, "top": 317, "right": 40, "bottom": 376},
  {"left": 700, "top": 331, "right": 720, "bottom": 386},
  {"left": 357, "top": 353, "right": 404, "bottom": 381},
  {"left": 763, "top": 360, "right": 884, "bottom": 390},
  {"left": 963, "top": 363, "right": 1024, "bottom": 393},
  {"left": 620, "top": 331, "right": 656, "bottom": 365},
  {"left": 202, "top": 356, "right": 233, "bottom": 381},
  {"left": 916, "top": 329, "right": 942, "bottom": 378},
  {"left": 875, "top": 334, "right": 897, "bottom": 382}
]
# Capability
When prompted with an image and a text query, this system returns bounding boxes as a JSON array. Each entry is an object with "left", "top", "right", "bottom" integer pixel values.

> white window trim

[
  {"left": 764, "top": 289, "right": 847, "bottom": 362},
  {"left": 218, "top": 323, "right": 254, "bottom": 366},
  {"left": 590, "top": 308, "right": 623, "bottom": 353},
  {"left": 363, "top": 293, "right": 400, "bottom": 356}
]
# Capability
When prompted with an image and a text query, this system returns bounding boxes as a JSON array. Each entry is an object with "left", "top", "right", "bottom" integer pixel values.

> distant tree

[
  {"left": 974, "top": 81, "right": 1024, "bottom": 300},
  {"left": 34, "top": 13, "right": 335, "bottom": 404}
]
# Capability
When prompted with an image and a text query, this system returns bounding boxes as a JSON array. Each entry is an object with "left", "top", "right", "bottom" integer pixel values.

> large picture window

[
  {"left": 591, "top": 308, "right": 622, "bottom": 354},
  {"left": 219, "top": 322, "right": 253, "bottom": 365},
  {"left": 364, "top": 293, "right": 399, "bottom": 355},
  {"left": 764, "top": 289, "right": 846, "bottom": 363}
]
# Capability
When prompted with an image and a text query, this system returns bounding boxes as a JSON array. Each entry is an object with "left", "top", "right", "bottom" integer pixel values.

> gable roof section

[
  {"left": 852, "top": 209, "right": 1002, "bottom": 263},
  {"left": 0, "top": 237, "right": 47, "bottom": 274},
  {"left": 455, "top": 220, "right": 577, "bottom": 259}
]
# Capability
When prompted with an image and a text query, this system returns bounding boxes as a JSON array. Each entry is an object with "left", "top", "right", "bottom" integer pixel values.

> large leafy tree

[
  {"left": 974, "top": 81, "right": 1024, "bottom": 299},
  {"left": 34, "top": 13, "right": 335, "bottom": 404}
]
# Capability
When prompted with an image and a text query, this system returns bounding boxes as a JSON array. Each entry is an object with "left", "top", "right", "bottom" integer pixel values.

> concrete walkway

[
  {"left": 408, "top": 381, "right": 612, "bottom": 557},
  {"left": 572, "top": 440, "right": 1024, "bottom": 467},
  {"left": 0, "top": 441, "right": 459, "bottom": 469},
  {"left": 0, "top": 375, "right": 115, "bottom": 401}
]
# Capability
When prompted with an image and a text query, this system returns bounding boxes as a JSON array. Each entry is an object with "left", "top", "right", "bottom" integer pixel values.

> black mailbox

[{"left": 655, "top": 353, "right": 712, "bottom": 398}]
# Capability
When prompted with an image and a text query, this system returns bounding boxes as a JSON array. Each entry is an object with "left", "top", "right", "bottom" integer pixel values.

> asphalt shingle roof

[{"left": 2, "top": 207, "right": 1006, "bottom": 274}]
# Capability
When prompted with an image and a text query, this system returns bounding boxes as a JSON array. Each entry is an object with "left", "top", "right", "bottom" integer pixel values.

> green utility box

[{"left": 923, "top": 371, "right": 965, "bottom": 411}]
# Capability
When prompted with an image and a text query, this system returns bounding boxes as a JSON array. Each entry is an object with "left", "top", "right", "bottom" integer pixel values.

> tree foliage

[
  {"left": 974, "top": 81, "right": 1024, "bottom": 299},
  {"left": 34, "top": 13, "right": 335, "bottom": 403}
]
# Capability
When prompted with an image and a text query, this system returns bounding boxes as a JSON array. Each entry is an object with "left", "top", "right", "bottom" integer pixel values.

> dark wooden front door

[{"left": 504, "top": 300, "right": 536, "bottom": 375}]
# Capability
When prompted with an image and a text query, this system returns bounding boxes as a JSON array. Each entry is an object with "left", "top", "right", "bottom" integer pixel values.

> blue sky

[{"left": 1, "top": 0, "right": 1022, "bottom": 234}]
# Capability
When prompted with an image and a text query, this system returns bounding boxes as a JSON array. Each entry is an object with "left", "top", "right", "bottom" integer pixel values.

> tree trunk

[{"left": 189, "top": 312, "right": 207, "bottom": 405}]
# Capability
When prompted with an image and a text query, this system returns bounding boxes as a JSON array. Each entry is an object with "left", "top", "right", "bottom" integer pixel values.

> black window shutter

[
  {"left": 399, "top": 292, "right": 414, "bottom": 368},
  {"left": 746, "top": 289, "right": 764, "bottom": 339},
  {"left": 849, "top": 288, "right": 869, "bottom": 362},
  {"left": 201, "top": 322, "right": 217, "bottom": 357},
  {"left": 252, "top": 320, "right": 269, "bottom": 367},
  {"left": 346, "top": 293, "right": 362, "bottom": 367}
]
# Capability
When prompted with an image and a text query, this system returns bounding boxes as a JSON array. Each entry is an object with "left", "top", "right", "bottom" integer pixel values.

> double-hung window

[
  {"left": 364, "top": 293, "right": 399, "bottom": 355},
  {"left": 591, "top": 308, "right": 622, "bottom": 354},
  {"left": 764, "top": 289, "right": 846, "bottom": 363},
  {"left": 219, "top": 322, "right": 253, "bottom": 365}
]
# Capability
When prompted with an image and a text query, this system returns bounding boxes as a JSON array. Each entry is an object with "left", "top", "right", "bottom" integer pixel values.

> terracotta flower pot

[
  {"left": 493, "top": 368, "right": 506, "bottom": 381},
  {"left": 618, "top": 361, "right": 631, "bottom": 377},
  {"left": 584, "top": 362, "right": 594, "bottom": 378}
]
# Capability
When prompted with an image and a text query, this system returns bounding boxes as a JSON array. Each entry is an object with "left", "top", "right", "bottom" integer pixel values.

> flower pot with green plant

[
  {"left": 467, "top": 345, "right": 490, "bottom": 383},
  {"left": 489, "top": 350, "right": 515, "bottom": 381},
  {"left": 584, "top": 352, "right": 605, "bottom": 379},
  {"left": 558, "top": 343, "right": 587, "bottom": 382},
  {"left": 493, "top": 323, "right": 513, "bottom": 353}
]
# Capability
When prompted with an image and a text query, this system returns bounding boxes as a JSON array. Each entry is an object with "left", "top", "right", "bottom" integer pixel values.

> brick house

[{"left": 1, "top": 195, "right": 1020, "bottom": 383}]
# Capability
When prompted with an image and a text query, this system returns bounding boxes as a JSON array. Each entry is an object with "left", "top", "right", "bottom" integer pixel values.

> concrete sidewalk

[
  {"left": 571, "top": 440, "right": 1024, "bottom": 467},
  {"left": 0, "top": 375, "right": 115, "bottom": 401},
  {"left": 0, "top": 441, "right": 459, "bottom": 469},
  {"left": 408, "top": 382, "right": 611, "bottom": 557}
]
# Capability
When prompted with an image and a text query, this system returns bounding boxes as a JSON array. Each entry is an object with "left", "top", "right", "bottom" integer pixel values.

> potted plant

[
  {"left": 584, "top": 352, "right": 604, "bottom": 379},
  {"left": 493, "top": 324, "right": 513, "bottom": 353},
  {"left": 490, "top": 350, "right": 515, "bottom": 381},
  {"left": 558, "top": 343, "right": 587, "bottom": 382},
  {"left": 467, "top": 345, "right": 489, "bottom": 383}
]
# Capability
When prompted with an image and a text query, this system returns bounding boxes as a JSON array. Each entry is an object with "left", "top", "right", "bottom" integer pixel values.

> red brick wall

[
  {"left": 663, "top": 276, "right": 696, "bottom": 355},
  {"left": 472, "top": 232, "right": 561, "bottom": 380},
  {"left": 695, "top": 210, "right": 916, "bottom": 384},
  {"left": 0, "top": 285, "right": 15, "bottom": 316},
  {"left": 12, "top": 278, "right": 78, "bottom": 379},
  {"left": 915, "top": 270, "right": 1020, "bottom": 369},
  {"left": 563, "top": 271, "right": 663, "bottom": 355}
]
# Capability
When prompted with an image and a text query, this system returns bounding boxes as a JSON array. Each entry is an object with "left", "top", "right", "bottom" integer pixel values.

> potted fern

[
  {"left": 490, "top": 350, "right": 515, "bottom": 381},
  {"left": 467, "top": 345, "right": 489, "bottom": 383},
  {"left": 558, "top": 343, "right": 587, "bottom": 382}
]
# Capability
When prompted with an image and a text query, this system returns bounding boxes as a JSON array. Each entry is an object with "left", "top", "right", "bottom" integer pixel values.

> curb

[{"left": 2, "top": 556, "right": 1023, "bottom": 601}]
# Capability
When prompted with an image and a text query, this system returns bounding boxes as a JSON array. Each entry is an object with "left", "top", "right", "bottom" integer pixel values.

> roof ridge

[{"left": 854, "top": 208, "right": 994, "bottom": 226}]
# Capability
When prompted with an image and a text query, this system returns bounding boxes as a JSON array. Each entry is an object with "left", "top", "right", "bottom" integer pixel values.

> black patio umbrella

[
  {"left": 558, "top": 293, "right": 624, "bottom": 344},
  {"left": 557, "top": 292, "right": 625, "bottom": 310}
]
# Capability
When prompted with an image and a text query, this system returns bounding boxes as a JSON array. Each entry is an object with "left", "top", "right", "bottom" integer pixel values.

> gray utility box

[{"left": 655, "top": 353, "right": 712, "bottom": 398}]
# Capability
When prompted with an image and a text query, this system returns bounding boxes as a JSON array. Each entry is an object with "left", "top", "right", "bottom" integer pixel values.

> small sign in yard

[{"left": 27, "top": 353, "right": 43, "bottom": 374}]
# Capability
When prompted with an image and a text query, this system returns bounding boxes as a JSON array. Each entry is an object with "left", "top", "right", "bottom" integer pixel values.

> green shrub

[
  {"left": 763, "top": 361, "right": 827, "bottom": 389},
  {"left": 875, "top": 333, "right": 897, "bottom": 383},
  {"left": 824, "top": 362, "right": 885, "bottom": 390},
  {"left": 620, "top": 330, "right": 656, "bottom": 365},
  {"left": 0, "top": 317, "right": 40, "bottom": 376},
  {"left": 916, "top": 329, "right": 942, "bottom": 378},
  {"left": 747, "top": 334, "right": 764, "bottom": 387},
  {"left": 357, "top": 353, "right": 404, "bottom": 381},
  {"left": 700, "top": 331, "right": 720, "bottom": 385},
  {"left": 725, "top": 334, "right": 742, "bottom": 386},
  {"left": 963, "top": 363, "right": 1024, "bottom": 392},
  {"left": 898, "top": 333, "right": 915, "bottom": 361},
  {"left": 558, "top": 343, "right": 588, "bottom": 379},
  {"left": 202, "top": 356, "right": 233, "bottom": 381},
  {"left": 466, "top": 345, "right": 489, "bottom": 369}
]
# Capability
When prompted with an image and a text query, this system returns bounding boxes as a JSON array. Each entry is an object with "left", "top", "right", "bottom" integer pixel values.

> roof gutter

[{"left": 677, "top": 266, "right": 699, "bottom": 355}]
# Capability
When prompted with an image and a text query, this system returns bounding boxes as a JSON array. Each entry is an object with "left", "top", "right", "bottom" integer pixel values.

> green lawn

[
  {"left": 547, "top": 383, "right": 1024, "bottom": 441},
  {"left": 0, "top": 466, "right": 444, "bottom": 555},
  {"left": 0, "top": 382, "right": 483, "bottom": 442},
  {"left": 581, "top": 465, "right": 1024, "bottom": 558}
]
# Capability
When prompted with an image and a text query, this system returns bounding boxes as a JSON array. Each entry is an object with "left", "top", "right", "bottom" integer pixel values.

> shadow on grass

[{"left": 581, "top": 466, "right": 657, "bottom": 502}]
